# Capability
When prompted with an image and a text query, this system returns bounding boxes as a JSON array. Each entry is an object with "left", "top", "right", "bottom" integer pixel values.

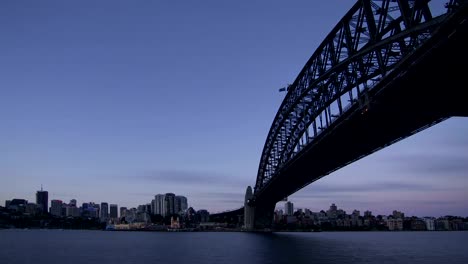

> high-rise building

[
  {"left": 364, "top": 210, "right": 373, "bottom": 218},
  {"left": 100, "top": 202, "right": 109, "bottom": 221},
  {"left": 327, "top": 203, "right": 338, "bottom": 219},
  {"left": 7, "top": 199, "right": 28, "bottom": 212},
  {"left": 277, "top": 209, "right": 284, "bottom": 218},
  {"left": 151, "top": 193, "right": 187, "bottom": 216},
  {"left": 352, "top": 210, "right": 360, "bottom": 217},
  {"left": 36, "top": 187, "right": 48, "bottom": 214},
  {"left": 137, "top": 205, "right": 146, "bottom": 213},
  {"left": 120, "top": 207, "right": 127, "bottom": 218},
  {"left": 80, "top": 202, "right": 99, "bottom": 218},
  {"left": 392, "top": 210, "right": 404, "bottom": 219},
  {"left": 25, "top": 203, "right": 40, "bottom": 215},
  {"left": 285, "top": 201, "right": 294, "bottom": 216},
  {"left": 164, "top": 193, "right": 176, "bottom": 216},
  {"left": 50, "top": 200, "right": 63, "bottom": 217},
  {"left": 69, "top": 199, "right": 77, "bottom": 207},
  {"left": 151, "top": 199, "right": 156, "bottom": 214},
  {"left": 176, "top": 196, "right": 188, "bottom": 213},
  {"left": 66, "top": 206, "right": 80, "bottom": 217},
  {"left": 152, "top": 194, "right": 165, "bottom": 215},
  {"left": 110, "top": 204, "right": 118, "bottom": 219},
  {"left": 174, "top": 198, "right": 181, "bottom": 214},
  {"left": 424, "top": 217, "right": 436, "bottom": 231}
]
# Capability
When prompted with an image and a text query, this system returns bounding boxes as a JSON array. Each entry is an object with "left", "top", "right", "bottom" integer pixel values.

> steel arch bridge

[
  {"left": 244, "top": 0, "right": 468, "bottom": 228},
  {"left": 255, "top": 0, "right": 466, "bottom": 194}
]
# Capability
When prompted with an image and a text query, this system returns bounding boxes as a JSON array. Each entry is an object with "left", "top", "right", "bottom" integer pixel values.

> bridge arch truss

[{"left": 254, "top": 0, "right": 465, "bottom": 195}]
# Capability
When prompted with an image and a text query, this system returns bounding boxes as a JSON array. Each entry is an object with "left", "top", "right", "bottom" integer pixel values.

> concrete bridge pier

[{"left": 244, "top": 186, "right": 275, "bottom": 230}]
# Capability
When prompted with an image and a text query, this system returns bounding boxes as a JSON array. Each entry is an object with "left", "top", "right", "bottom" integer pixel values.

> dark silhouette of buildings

[{"left": 36, "top": 186, "right": 48, "bottom": 214}]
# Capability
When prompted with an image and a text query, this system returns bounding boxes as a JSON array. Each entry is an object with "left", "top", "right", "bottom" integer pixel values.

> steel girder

[{"left": 254, "top": 0, "right": 458, "bottom": 194}]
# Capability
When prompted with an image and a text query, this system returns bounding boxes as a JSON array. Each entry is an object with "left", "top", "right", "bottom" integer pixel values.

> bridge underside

[{"left": 253, "top": 6, "right": 468, "bottom": 228}]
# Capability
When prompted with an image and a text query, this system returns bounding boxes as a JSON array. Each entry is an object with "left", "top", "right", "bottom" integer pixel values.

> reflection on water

[{"left": 0, "top": 230, "right": 467, "bottom": 264}]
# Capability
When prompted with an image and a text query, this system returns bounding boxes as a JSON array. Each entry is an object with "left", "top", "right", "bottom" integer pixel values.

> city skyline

[
  {"left": 3, "top": 182, "right": 467, "bottom": 218},
  {"left": 1, "top": 0, "right": 467, "bottom": 216}
]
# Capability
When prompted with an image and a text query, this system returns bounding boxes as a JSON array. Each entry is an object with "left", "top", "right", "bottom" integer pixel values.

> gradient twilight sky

[{"left": 1, "top": 0, "right": 466, "bottom": 217}]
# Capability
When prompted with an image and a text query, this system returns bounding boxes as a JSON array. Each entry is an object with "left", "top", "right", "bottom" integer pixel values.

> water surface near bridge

[{"left": 1, "top": 229, "right": 467, "bottom": 264}]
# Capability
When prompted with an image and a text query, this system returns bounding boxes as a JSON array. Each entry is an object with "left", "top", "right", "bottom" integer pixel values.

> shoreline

[{"left": 2, "top": 227, "right": 467, "bottom": 233}]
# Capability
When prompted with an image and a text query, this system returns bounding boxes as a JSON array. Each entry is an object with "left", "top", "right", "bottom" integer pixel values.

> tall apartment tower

[
  {"left": 152, "top": 194, "right": 165, "bottom": 215},
  {"left": 164, "top": 193, "right": 176, "bottom": 216},
  {"left": 100, "top": 202, "right": 109, "bottom": 221},
  {"left": 36, "top": 186, "right": 48, "bottom": 214},
  {"left": 285, "top": 201, "right": 294, "bottom": 216},
  {"left": 176, "top": 196, "right": 188, "bottom": 213}
]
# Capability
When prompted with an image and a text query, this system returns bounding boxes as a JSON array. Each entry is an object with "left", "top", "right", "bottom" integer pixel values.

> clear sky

[{"left": 1, "top": 0, "right": 466, "bottom": 217}]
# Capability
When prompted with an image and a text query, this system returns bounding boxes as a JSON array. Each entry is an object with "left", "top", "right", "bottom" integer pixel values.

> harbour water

[{"left": 0, "top": 229, "right": 467, "bottom": 264}]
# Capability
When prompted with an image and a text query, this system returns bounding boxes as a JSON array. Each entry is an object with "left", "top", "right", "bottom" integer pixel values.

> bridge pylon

[
  {"left": 243, "top": 186, "right": 255, "bottom": 230},
  {"left": 244, "top": 186, "right": 275, "bottom": 230}
]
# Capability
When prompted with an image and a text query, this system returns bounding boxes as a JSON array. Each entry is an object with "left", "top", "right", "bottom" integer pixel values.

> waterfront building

[
  {"left": 327, "top": 203, "right": 338, "bottom": 219},
  {"left": 197, "top": 209, "right": 210, "bottom": 223},
  {"left": 8, "top": 199, "right": 28, "bottom": 212},
  {"left": 151, "top": 199, "right": 156, "bottom": 214},
  {"left": 100, "top": 202, "right": 109, "bottom": 221},
  {"left": 387, "top": 218, "right": 403, "bottom": 231},
  {"left": 274, "top": 210, "right": 283, "bottom": 223},
  {"left": 174, "top": 199, "right": 181, "bottom": 215},
  {"left": 436, "top": 218, "right": 450, "bottom": 230},
  {"left": 151, "top": 193, "right": 187, "bottom": 216},
  {"left": 364, "top": 210, "right": 373, "bottom": 218},
  {"left": 120, "top": 207, "right": 127, "bottom": 218},
  {"left": 164, "top": 193, "right": 176, "bottom": 216},
  {"left": 176, "top": 196, "right": 188, "bottom": 213},
  {"left": 392, "top": 210, "right": 405, "bottom": 219},
  {"left": 285, "top": 201, "right": 294, "bottom": 216},
  {"left": 50, "top": 200, "right": 63, "bottom": 217},
  {"left": 66, "top": 206, "right": 80, "bottom": 217},
  {"left": 25, "top": 203, "right": 40, "bottom": 215},
  {"left": 137, "top": 205, "right": 146, "bottom": 213},
  {"left": 80, "top": 202, "right": 99, "bottom": 218},
  {"left": 136, "top": 211, "right": 151, "bottom": 223},
  {"left": 36, "top": 187, "right": 48, "bottom": 213},
  {"left": 123, "top": 208, "right": 136, "bottom": 222},
  {"left": 411, "top": 218, "right": 427, "bottom": 230},
  {"left": 286, "top": 215, "right": 297, "bottom": 224},
  {"left": 351, "top": 210, "right": 363, "bottom": 226},
  {"left": 153, "top": 194, "right": 165, "bottom": 215},
  {"left": 110, "top": 204, "right": 118, "bottom": 219},
  {"left": 424, "top": 217, "right": 436, "bottom": 231},
  {"left": 145, "top": 203, "right": 151, "bottom": 213}
]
